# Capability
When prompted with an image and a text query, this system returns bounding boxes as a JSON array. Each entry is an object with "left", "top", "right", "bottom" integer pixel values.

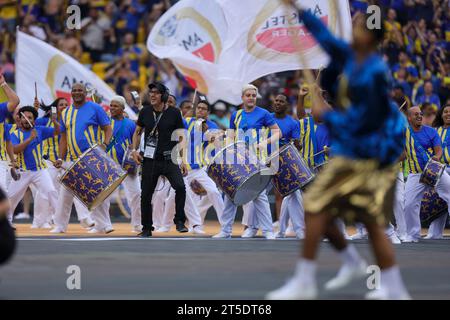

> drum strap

[
  {"left": 105, "top": 120, "right": 127, "bottom": 153},
  {"left": 408, "top": 126, "right": 432, "bottom": 164},
  {"left": 309, "top": 116, "right": 324, "bottom": 166}
]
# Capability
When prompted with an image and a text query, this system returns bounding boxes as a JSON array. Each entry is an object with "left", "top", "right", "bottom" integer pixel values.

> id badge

[{"left": 144, "top": 136, "right": 158, "bottom": 159}]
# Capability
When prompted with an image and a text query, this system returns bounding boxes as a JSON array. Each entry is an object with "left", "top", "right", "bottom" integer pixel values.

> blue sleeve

[
  {"left": 324, "top": 63, "right": 391, "bottom": 135},
  {"left": 95, "top": 104, "right": 111, "bottom": 127},
  {"left": 0, "top": 103, "right": 8, "bottom": 122},
  {"left": 300, "top": 10, "right": 351, "bottom": 66},
  {"left": 35, "top": 118, "right": 47, "bottom": 126},
  {"left": 4, "top": 126, "right": 10, "bottom": 142},
  {"left": 207, "top": 121, "right": 219, "bottom": 130},
  {"left": 291, "top": 120, "right": 300, "bottom": 140},
  {"left": 263, "top": 110, "right": 276, "bottom": 127},
  {"left": 39, "top": 126, "right": 55, "bottom": 140},
  {"left": 230, "top": 112, "right": 237, "bottom": 130}
]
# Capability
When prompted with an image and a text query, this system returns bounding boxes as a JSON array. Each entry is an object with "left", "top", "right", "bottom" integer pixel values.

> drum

[
  {"left": 266, "top": 143, "right": 315, "bottom": 197},
  {"left": 313, "top": 161, "right": 328, "bottom": 174},
  {"left": 190, "top": 179, "right": 207, "bottom": 196},
  {"left": 122, "top": 147, "right": 139, "bottom": 175},
  {"left": 420, "top": 189, "right": 448, "bottom": 225},
  {"left": 420, "top": 159, "right": 445, "bottom": 187},
  {"left": 60, "top": 144, "right": 128, "bottom": 210},
  {"left": 207, "top": 141, "right": 271, "bottom": 206}
]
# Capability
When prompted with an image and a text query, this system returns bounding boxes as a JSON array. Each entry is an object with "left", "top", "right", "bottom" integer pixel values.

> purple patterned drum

[
  {"left": 420, "top": 189, "right": 447, "bottom": 225},
  {"left": 207, "top": 141, "right": 271, "bottom": 206},
  {"left": 420, "top": 159, "right": 445, "bottom": 187},
  {"left": 266, "top": 143, "right": 315, "bottom": 197},
  {"left": 60, "top": 145, "right": 127, "bottom": 210},
  {"left": 122, "top": 147, "right": 138, "bottom": 175}
]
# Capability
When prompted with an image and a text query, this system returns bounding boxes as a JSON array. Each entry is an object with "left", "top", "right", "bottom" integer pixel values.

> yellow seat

[{"left": 80, "top": 52, "right": 92, "bottom": 65}]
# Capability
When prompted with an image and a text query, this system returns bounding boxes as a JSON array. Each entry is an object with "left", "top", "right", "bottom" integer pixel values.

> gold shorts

[{"left": 303, "top": 156, "right": 397, "bottom": 226}]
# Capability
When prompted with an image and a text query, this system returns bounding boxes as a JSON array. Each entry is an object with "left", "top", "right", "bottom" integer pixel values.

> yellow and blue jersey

[
  {"left": 184, "top": 117, "right": 218, "bottom": 170},
  {"left": 271, "top": 114, "right": 300, "bottom": 147},
  {"left": 60, "top": 101, "right": 110, "bottom": 161},
  {"left": 35, "top": 117, "right": 59, "bottom": 162},
  {"left": 107, "top": 117, "right": 136, "bottom": 164},
  {"left": 230, "top": 106, "right": 275, "bottom": 145},
  {"left": 299, "top": 116, "right": 329, "bottom": 167},
  {"left": 404, "top": 126, "right": 441, "bottom": 173},
  {"left": 437, "top": 126, "right": 450, "bottom": 166},
  {"left": 9, "top": 125, "right": 55, "bottom": 171},
  {"left": 0, "top": 102, "right": 11, "bottom": 161}
]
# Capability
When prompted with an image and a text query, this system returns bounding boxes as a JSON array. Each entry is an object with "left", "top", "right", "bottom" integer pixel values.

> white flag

[
  {"left": 16, "top": 31, "right": 137, "bottom": 119},
  {"left": 147, "top": 0, "right": 352, "bottom": 105}
]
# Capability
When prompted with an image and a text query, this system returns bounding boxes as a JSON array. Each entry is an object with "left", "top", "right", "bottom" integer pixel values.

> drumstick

[
  {"left": 34, "top": 82, "right": 37, "bottom": 99},
  {"left": 398, "top": 100, "right": 407, "bottom": 111},
  {"left": 312, "top": 147, "right": 330, "bottom": 158},
  {"left": 20, "top": 112, "right": 34, "bottom": 128}
]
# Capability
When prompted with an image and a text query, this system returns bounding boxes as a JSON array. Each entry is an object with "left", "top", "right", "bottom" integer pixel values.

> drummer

[
  {"left": 51, "top": 83, "right": 113, "bottom": 234},
  {"left": 107, "top": 96, "right": 142, "bottom": 233},
  {"left": 268, "top": 93, "right": 304, "bottom": 239},
  {"left": 213, "top": 84, "right": 281, "bottom": 239},
  {"left": 404, "top": 106, "right": 450, "bottom": 242},
  {"left": 6, "top": 106, "right": 60, "bottom": 227}
]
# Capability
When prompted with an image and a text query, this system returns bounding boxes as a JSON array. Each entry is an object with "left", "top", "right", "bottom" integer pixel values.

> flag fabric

[
  {"left": 16, "top": 31, "right": 137, "bottom": 119},
  {"left": 147, "top": 0, "right": 352, "bottom": 105}
]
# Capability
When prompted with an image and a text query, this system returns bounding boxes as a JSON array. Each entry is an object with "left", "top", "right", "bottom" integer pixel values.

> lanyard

[{"left": 150, "top": 106, "right": 166, "bottom": 136}]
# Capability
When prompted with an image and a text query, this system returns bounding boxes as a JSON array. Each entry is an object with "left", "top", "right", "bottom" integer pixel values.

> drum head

[{"left": 233, "top": 171, "right": 272, "bottom": 206}]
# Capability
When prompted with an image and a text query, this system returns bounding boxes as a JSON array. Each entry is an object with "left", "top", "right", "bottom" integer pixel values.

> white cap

[{"left": 214, "top": 102, "right": 226, "bottom": 111}]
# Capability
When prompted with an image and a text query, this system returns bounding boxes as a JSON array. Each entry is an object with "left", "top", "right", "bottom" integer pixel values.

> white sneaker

[
  {"left": 263, "top": 231, "right": 276, "bottom": 239},
  {"left": 275, "top": 232, "right": 286, "bottom": 239},
  {"left": 296, "top": 232, "right": 305, "bottom": 240},
  {"left": 155, "top": 226, "right": 170, "bottom": 233},
  {"left": 324, "top": 260, "right": 368, "bottom": 291},
  {"left": 402, "top": 236, "right": 419, "bottom": 243},
  {"left": 15, "top": 212, "right": 31, "bottom": 220},
  {"left": 266, "top": 277, "right": 318, "bottom": 300},
  {"left": 31, "top": 222, "right": 53, "bottom": 229},
  {"left": 50, "top": 227, "right": 65, "bottom": 234},
  {"left": 365, "top": 287, "right": 411, "bottom": 300},
  {"left": 350, "top": 232, "right": 368, "bottom": 240},
  {"left": 131, "top": 225, "right": 142, "bottom": 233},
  {"left": 192, "top": 225, "right": 206, "bottom": 234},
  {"left": 272, "top": 221, "right": 280, "bottom": 228},
  {"left": 212, "top": 231, "right": 231, "bottom": 238},
  {"left": 88, "top": 227, "right": 114, "bottom": 234},
  {"left": 80, "top": 218, "right": 95, "bottom": 229},
  {"left": 423, "top": 234, "right": 443, "bottom": 240},
  {"left": 285, "top": 225, "right": 294, "bottom": 235},
  {"left": 389, "top": 233, "right": 402, "bottom": 244},
  {"left": 241, "top": 228, "right": 258, "bottom": 238}
]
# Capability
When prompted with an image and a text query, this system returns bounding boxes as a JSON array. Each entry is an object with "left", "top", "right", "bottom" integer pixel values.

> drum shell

[
  {"left": 268, "top": 143, "right": 315, "bottom": 197},
  {"left": 420, "top": 159, "right": 445, "bottom": 187},
  {"left": 420, "top": 188, "right": 448, "bottom": 225},
  {"left": 60, "top": 145, "right": 128, "bottom": 210}
]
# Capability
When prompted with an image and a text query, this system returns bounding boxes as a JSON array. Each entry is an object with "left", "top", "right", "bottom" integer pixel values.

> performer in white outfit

[
  {"left": 7, "top": 107, "right": 59, "bottom": 226},
  {"left": 107, "top": 96, "right": 142, "bottom": 232},
  {"left": 0, "top": 73, "right": 20, "bottom": 194},
  {"left": 213, "top": 84, "right": 281, "bottom": 239},
  {"left": 403, "top": 106, "right": 450, "bottom": 242},
  {"left": 51, "top": 83, "right": 114, "bottom": 234}
]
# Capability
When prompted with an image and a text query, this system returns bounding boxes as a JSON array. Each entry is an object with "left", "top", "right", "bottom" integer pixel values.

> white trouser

[
  {"left": 53, "top": 161, "right": 109, "bottom": 231},
  {"left": 152, "top": 177, "right": 171, "bottom": 228},
  {"left": 185, "top": 168, "right": 224, "bottom": 224},
  {"left": 161, "top": 177, "right": 203, "bottom": 228},
  {"left": 222, "top": 188, "right": 273, "bottom": 235},
  {"left": 393, "top": 172, "right": 406, "bottom": 238},
  {"left": 119, "top": 174, "right": 142, "bottom": 227},
  {"left": 279, "top": 190, "right": 305, "bottom": 235},
  {"left": 404, "top": 171, "right": 450, "bottom": 239},
  {"left": 0, "top": 160, "right": 11, "bottom": 192},
  {"left": 7, "top": 170, "right": 57, "bottom": 225},
  {"left": 193, "top": 193, "right": 213, "bottom": 221},
  {"left": 32, "top": 163, "right": 61, "bottom": 224}
]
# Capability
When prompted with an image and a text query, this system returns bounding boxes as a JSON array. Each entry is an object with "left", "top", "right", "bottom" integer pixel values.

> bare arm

[
  {"left": 13, "top": 129, "right": 36, "bottom": 154},
  {"left": 6, "top": 140, "right": 15, "bottom": 166},
  {"left": 131, "top": 125, "right": 144, "bottom": 164},
  {"left": 101, "top": 125, "right": 112, "bottom": 146},
  {"left": 0, "top": 73, "right": 20, "bottom": 113},
  {"left": 433, "top": 146, "right": 443, "bottom": 161},
  {"left": 296, "top": 85, "right": 309, "bottom": 119}
]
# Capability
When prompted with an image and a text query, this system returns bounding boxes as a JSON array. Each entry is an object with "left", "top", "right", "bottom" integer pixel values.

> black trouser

[
  {"left": 0, "top": 217, "right": 16, "bottom": 265},
  {"left": 141, "top": 158, "right": 186, "bottom": 231}
]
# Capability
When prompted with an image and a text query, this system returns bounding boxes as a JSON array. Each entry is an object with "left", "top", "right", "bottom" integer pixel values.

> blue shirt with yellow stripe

[
  {"left": 107, "top": 117, "right": 136, "bottom": 164},
  {"left": 405, "top": 125, "right": 441, "bottom": 173},
  {"left": 437, "top": 126, "right": 450, "bottom": 166},
  {"left": 9, "top": 125, "right": 55, "bottom": 171},
  {"left": 35, "top": 116, "right": 60, "bottom": 162},
  {"left": 229, "top": 106, "right": 275, "bottom": 145},
  {"left": 60, "top": 101, "right": 110, "bottom": 161},
  {"left": 184, "top": 117, "right": 219, "bottom": 170},
  {"left": 299, "top": 116, "right": 329, "bottom": 167},
  {"left": 0, "top": 102, "right": 11, "bottom": 161}
]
